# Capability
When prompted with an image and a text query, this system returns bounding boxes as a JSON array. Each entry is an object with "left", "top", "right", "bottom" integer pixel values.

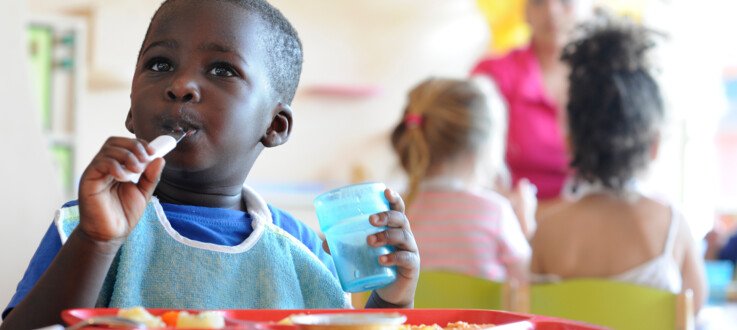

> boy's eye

[
  {"left": 209, "top": 63, "right": 236, "bottom": 77},
  {"left": 148, "top": 60, "right": 173, "bottom": 72}
]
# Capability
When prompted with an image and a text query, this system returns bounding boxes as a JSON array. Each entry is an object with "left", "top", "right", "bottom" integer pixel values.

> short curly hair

[
  {"left": 141, "top": 0, "right": 303, "bottom": 104},
  {"left": 562, "top": 13, "right": 664, "bottom": 192}
]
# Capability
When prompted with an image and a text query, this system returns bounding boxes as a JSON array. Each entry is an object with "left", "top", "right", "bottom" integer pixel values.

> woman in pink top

[
  {"left": 391, "top": 78, "right": 530, "bottom": 282},
  {"left": 472, "top": 0, "right": 593, "bottom": 217}
]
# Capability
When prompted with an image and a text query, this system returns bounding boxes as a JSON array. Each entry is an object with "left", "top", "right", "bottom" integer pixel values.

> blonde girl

[{"left": 391, "top": 77, "right": 530, "bottom": 282}]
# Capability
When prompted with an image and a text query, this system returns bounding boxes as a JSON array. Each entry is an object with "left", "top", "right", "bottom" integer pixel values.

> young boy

[{"left": 1, "top": 0, "right": 420, "bottom": 328}]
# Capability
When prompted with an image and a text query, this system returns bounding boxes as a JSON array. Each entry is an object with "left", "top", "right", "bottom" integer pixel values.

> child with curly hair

[{"left": 530, "top": 14, "right": 707, "bottom": 312}]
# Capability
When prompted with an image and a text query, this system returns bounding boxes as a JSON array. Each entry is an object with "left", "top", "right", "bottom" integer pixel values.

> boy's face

[{"left": 126, "top": 0, "right": 291, "bottom": 184}]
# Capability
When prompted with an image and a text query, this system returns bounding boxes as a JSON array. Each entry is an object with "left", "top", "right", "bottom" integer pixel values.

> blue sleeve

[
  {"left": 267, "top": 205, "right": 338, "bottom": 279},
  {"left": 2, "top": 222, "right": 63, "bottom": 319},
  {"left": 718, "top": 233, "right": 737, "bottom": 265}
]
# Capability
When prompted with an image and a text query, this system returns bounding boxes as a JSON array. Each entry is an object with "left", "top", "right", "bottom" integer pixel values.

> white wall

[
  {"left": 254, "top": 0, "right": 488, "bottom": 184},
  {"left": 0, "top": 0, "right": 64, "bottom": 314},
  {"left": 642, "top": 1, "right": 730, "bottom": 239}
]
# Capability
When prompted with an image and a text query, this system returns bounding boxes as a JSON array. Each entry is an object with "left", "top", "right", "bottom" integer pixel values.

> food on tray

[
  {"left": 288, "top": 313, "right": 495, "bottom": 330},
  {"left": 399, "top": 321, "right": 496, "bottom": 330},
  {"left": 277, "top": 313, "right": 302, "bottom": 325},
  {"left": 116, "top": 307, "right": 225, "bottom": 329},
  {"left": 117, "top": 307, "right": 166, "bottom": 328},
  {"left": 444, "top": 321, "right": 496, "bottom": 329},
  {"left": 289, "top": 312, "right": 407, "bottom": 330},
  {"left": 174, "top": 311, "right": 226, "bottom": 329},
  {"left": 113, "top": 308, "right": 496, "bottom": 329}
]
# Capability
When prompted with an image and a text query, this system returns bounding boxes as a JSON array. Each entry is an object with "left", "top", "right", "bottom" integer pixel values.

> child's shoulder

[
  {"left": 534, "top": 200, "right": 584, "bottom": 235},
  {"left": 266, "top": 204, "right": 324, "bottom": 248},
  {"left": 421, "top": 188, "right": 515, "bottom": 218},
  {"left": 466, "top": 188, "right": 514, "bottom": 209},
  {"left": 265, "top": 204, "right": 337, "bottom": 277},
  {"left": 267, "top": 204, "right": 314, "bottom": 234}
]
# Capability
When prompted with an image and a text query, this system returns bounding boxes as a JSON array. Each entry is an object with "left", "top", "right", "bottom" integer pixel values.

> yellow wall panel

[{"left": 476, "top": 0, "right": 530, "bottom": 55}]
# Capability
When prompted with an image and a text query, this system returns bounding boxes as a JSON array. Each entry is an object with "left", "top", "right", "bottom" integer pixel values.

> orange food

[{"left": 161, "top": 311, "right": 181, "bottom": 327}]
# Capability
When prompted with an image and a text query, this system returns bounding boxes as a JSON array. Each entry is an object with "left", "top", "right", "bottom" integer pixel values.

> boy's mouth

[
  {"left": 162, "top": 125, "right": 198, "bottom": 138},
  {"left": 162, "top": 120, "right": 200, "bottom": 136},
  {"left": 160, "top": 109, "right": 201, "bottom": 139},
  {"left": 169, "top": 128, "right": 196, "bottom": 141}
]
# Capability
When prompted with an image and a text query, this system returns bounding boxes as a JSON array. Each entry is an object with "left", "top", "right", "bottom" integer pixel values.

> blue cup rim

[
  {"left": 313, "top": 182, "right": 389, "bottom": 232},
  {"left": 313, "top": 181, "right": 387, "bottom": 203}
]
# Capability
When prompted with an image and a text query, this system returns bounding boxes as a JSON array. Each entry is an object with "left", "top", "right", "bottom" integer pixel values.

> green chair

[
  {"left": 414, "top": 270, "right": 521, "bottom": 311},
  {"left": 530, "top": 279, "right": 693, "bottom": 330}
]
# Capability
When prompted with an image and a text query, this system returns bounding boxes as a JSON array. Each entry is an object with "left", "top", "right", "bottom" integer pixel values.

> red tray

[{"left": 62, "top": 308, "right": 605, "bottom": 330}]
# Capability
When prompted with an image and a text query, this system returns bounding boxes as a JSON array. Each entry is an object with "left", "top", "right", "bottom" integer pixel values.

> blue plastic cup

[{"left": 314, "top": 182, "right": 397, "bottom": 292}]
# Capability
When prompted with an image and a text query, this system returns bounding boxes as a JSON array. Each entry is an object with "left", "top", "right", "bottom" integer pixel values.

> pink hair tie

[{"left": 404, "top": 113, "right": 423, "bottom": 128}]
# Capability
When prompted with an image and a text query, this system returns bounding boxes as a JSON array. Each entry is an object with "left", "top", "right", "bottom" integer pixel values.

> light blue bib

[{"left": 55, "top": 191, "right": 350, "bottom": 309}]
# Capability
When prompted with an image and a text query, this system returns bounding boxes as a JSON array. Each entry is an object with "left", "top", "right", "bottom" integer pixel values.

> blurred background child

[
  {"left": 706, "top": 229, "right": 737, "bottom": 266},
  {"left": 391, "top": 77, "right": 530, "bottom": 283},
  {"left": 530, "top": 14, "right": 707, "bottom": 312},
  {"left": 471, "top": 0, "right": 594, "bottom": 220}
]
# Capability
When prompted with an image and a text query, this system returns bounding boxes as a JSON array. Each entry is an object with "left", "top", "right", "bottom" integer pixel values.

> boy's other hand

[
  {"left": 368, "top": 188, "right": 419, "bottom": 307},
  {"left": 78, "top": 137, "right": 164, "bottom": 243}
]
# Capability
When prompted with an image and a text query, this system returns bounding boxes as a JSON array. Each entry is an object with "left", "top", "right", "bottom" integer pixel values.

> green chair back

[
  {"left": 414, "top": 270, "right": 506, "bottom": 310},
  {"left": 531, "top": 279, "right": 692, "bottom": 330}
]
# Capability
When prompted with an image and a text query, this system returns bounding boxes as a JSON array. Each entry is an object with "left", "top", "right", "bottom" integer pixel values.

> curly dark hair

[
  {"left": 562, "top": 14, "right": 664, "bottom": 192},
  {"left": 141, "top": 0, "right": 303, "bottom": 104}
]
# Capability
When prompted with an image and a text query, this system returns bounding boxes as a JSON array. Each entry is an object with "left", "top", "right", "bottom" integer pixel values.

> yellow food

[
  {"left": 176, "top": 311, "right": 226, "bottom": 329},
  {"left": 277, "top": 314, "right": 301, "bottom": 325},
  {"left": 400, "top": 322, "right": 496, "bottom": 330},
  {"left": 116, "top": 307, "right": 224, "bottom": 329},
  {"left": 117, "top": 307, "right": 166, "bottom": 328},
  {"left": 445, "top": 321, "right": 496, "bottom": 329},
  {"left": 399, "top": 325, "right": 443, "bottom": 330}
]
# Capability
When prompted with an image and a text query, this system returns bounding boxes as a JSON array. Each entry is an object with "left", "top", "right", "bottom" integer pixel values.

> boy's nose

[{"left": 166, "top": 79, "right": 201, "bottom": 103}]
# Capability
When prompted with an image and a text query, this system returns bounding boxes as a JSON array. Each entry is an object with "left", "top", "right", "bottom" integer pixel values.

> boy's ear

[
  {"left": 125, "top": 110, "right": 135, "bottom": 134},
  {"left": 261, "top": 103, "right": 293, "bottom": 148}
]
